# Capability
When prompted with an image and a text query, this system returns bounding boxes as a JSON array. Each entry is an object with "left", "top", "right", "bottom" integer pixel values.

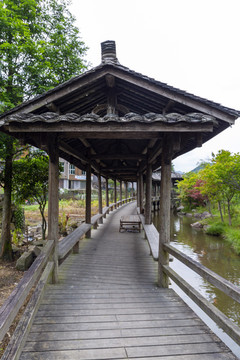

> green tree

[
  {"left": 0, "top": 0, "right": 87, "bottom": 260},
  {"left": 177, "top": 171, "right": 206, "bottom": 208},
  {"left": 211, "top": 150, "right": 240, "bottom": 226},
  {"left": 13, "top": 150, "right": 49, "bottom": 240}
]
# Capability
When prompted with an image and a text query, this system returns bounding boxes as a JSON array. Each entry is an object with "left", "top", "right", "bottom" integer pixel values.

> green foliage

[
  {"left": 12, "top": 204, "right": 25, "bottom": 231},
  {"left": 58, "top": 212, "right": 69, "bottom": 235},
  {"left": 177, "top": 150, "right": 240, "bottom": 226},
  {"left": 205, "top": 222, "right": 226, "bottom": 236},
  {"left": 224, "top": 228, "right": 240, "bottom": 255},
  {"left": 12, "top": 149, "right": 49, "bottom": 239},
  {"left": 11, "top": 228, "right": 24, "bottom": 246},
  {"left": 0, "top": 0, "right": 88, "bottom": 112}
]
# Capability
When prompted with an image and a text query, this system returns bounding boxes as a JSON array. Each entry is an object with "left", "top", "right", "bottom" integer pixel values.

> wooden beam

[
  {"left": 59, "top": 140, "right": 88, "bottom": 164},
  {"left": 91, "top": 154, "right": 147, "bottom": 160},
  {"left": 105, "top": 74, "right": 115, "bottom": 88},
  {"left": 108, "top": 67, "right": 236, "bottom": 124},
  {"left": 46, "top": 102, "right": 61, "bottom": 114},
  {"left": 162, "top": 100, "right": 175, "bottom": 115},
  {"left": 8, "top": 122, "right": 214, "bottom": 135},
  {"left": 196, "top": 133, "right": 203, "bottom": 147},
  {"left": 59, "top": 139, "right": 101, "bottom": 174},
  {"left": 4, "top": 68, "right": 108, "bottom": 115}
]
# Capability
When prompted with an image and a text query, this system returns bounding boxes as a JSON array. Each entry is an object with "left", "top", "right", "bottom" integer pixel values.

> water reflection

[{"left": 153, "top": 211, "right": 240, "bottom": 356}]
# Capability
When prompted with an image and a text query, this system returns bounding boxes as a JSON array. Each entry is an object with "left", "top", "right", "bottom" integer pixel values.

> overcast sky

[{"left": 69, "top": 0, "right": 240, "bottom": 172}]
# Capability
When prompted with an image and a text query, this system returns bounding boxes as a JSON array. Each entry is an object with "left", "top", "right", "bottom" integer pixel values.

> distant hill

[{"left": 191, "top": 162, "right": 210, "bottom": 173}]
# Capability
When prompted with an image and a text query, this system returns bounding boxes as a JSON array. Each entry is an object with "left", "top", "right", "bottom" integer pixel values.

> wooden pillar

[
  {"left": 105, "top": 177, "right": 109, "bottom": 207},
  {"left": 145, "top": 163, "right": 152, "bottom": 224},
  {"left": 47, "top": 136, "right": 59, "bottom": 284},
  {"left": 137, "top": 177, "right": 140, "bottom": 208},
  {"left": 120, "top": 180, "right": 122, "bottom": 203},
  {"left": 85, "top": 162, "right": 92, "bottom": 238},
  {"left": 98, "top": 173, "right": 103, "bottom": 224},
  {"left": 158, "top": 135, "right": 173, "bottom": 288},
  {"left": 125, "top": 181, "right": 128, "bottom": 200},
  {"left": 114, "top": 179, "right": 117, "bottom": 208},
  {"left": 139, "top": 173, "right": 144, "bottom": 214},
  {"left": 131, "top": 182, "right": 134, "bottom": 198}
]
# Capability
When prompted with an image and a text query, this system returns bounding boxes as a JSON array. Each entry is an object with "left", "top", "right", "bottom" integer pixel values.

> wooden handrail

[
  {"left": 163, "top": 265, "right": 240, "bottom": 346},
  {"left": 58, "top": 197, "right": 136, "bottom": 261},
  {"left": 1, "top": 262, "right": 54, "bottom": 360},
  {"left": 138, "top": 211, "right": 240, "bottom": 345},
  {"left": 0, "top": 240, "right": 54, "bottom": 342},
  {"left": 163, "top": 243, "right": 240, "bottom": 304}
]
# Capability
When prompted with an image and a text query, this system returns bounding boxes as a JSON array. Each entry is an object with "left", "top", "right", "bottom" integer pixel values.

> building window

[
  {"left": 82, "top": 170, "right": 86, "bottom": 175},
  {"left": 69, "top": 164, "right": 75, "bottom": 175}
]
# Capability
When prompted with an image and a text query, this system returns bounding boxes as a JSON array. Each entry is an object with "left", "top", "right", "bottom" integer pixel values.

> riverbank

[{"left": 177, "top": 206, "right": 240, "bottom": 256}]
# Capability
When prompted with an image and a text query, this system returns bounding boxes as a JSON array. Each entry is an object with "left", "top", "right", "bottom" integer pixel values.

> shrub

[
  {"left": 224, "top": 228, "right": 240, "bottom": 255},
  {"left": 205, "top": 222, "right": 226, "bottom": 236}
]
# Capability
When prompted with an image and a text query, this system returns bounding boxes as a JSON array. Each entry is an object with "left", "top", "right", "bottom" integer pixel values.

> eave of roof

[{"left": 0, "top": 60, "right": 239, "bottom": 122}]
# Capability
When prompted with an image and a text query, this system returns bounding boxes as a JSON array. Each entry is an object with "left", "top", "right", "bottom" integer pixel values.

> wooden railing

[
  {"left": 0, "top": 240, "right": 54, "bottom": 360},
  {"left": 138, "top": 213, "right": 240, "bottom": 347},
  {"left": 58, "top": 197, "right": 135, "bottom": 261},
  {"left": 0, "top": 196, "right": 135, "bottom": 359}
]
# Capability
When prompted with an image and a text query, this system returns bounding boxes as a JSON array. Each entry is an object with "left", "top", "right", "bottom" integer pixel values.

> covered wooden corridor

[
  {"left": 0, "top": 40, "right": 240, "bottom": 359},
  {"left": 18, "top": 202, "right": 236, "bottom": 360}
]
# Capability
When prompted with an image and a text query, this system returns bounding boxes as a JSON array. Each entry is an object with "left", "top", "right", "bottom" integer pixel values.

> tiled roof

[{"left": 2, "top": 111, "right": 217, "bottom": 125}]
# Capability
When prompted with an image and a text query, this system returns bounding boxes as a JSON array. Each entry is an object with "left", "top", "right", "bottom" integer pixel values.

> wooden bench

[
  {"left": 58, "top": 223, "right": 91, "bottom": 260},
  {"left": 119, "top": 215, "right": 141, "bottom": 232},
  {"left": 138, "top": 213, "right": 158, "bottom": 261}
]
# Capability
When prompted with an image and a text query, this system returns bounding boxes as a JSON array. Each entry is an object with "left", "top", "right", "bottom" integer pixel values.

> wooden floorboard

[{"left": 19, "top": 202, "right": 237, "bottom": 359}]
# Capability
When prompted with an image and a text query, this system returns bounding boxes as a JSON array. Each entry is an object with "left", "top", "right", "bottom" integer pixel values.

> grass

[
  {"left": 224, "top": 228, "right": 240, "bottom": 255},
  {"left": 205, "top": 222, "right": 226, "bottom": 236},
  {"left": 23, "top": 198, "right": 105, "bottom": 227}
]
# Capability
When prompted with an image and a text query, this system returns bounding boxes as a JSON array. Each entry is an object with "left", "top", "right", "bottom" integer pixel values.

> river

[{"left": 153, "top": 212, "right": 240, "bottom": 359}]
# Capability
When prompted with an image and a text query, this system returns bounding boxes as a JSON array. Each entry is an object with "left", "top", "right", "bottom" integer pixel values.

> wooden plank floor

[{"left": 20, "top": 202, "right": 237, "bottom": 359}]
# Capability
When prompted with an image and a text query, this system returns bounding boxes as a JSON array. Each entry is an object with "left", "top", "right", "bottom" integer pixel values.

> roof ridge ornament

[{"left": 101, "top": 40, "right": 119, "bottom": 64}]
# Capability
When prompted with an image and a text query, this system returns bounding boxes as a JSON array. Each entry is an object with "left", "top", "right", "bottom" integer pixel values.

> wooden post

[
  {"left": 98, "top": 173, "right": 103, "bottom": 224},
  {"left": 131, "top": 182, "right": 134, "bottom": 198},
  {"left": 145, "top": 163, "right": 152, "bottom": 224},
  {"left": 158, "top": 135, "right": 173, "bottom": 288},
  {"left": 85, "top": 162, "right": 91, "bottom": 238},
  {"left": 120, "top": 180, "right": 122, "bottom": 203},
  {"left": 114, "top": 179, "right": 117, "bottom": 208},
  {"left": 137, "top": 177, "right": 140, "bottom": 208},
  {"left": 47, "top": 136, "right": 59, "bottom": 284},
  {"left": 125, "top": 181, "right": 128, "bottom": 200},
  {"left": 105, "top": 177, "right": 109, "bottom": 214},
  {"left": 139, "top": 173, "right": 144, "bottom": 214}
]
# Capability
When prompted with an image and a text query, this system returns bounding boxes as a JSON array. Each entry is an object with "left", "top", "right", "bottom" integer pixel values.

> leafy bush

[
  {"left": 224, "top": 228, "right": 240, "bottom": 255},
  {"left": 12, "top": 205, "right": 25, "bottom": 231},
  {"left": 205, "top": 222, "right": 226, "bottom": 236}
]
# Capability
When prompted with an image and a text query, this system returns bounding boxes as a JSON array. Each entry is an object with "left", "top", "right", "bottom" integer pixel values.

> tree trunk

[
  {"left": 0, "top": 138, "right": 13, "bottom": 261},
  {"left": 40, "top": 204, "right": 47, "bottom": 240},
  {"left": 218, "top": 201, "right": 224, "bottom": 222},
  {"left": 227, "top": 199, "right": 232, "bottom": 226}
]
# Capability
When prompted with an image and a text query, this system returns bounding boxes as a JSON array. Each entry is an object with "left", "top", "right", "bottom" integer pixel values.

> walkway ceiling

[{"left": 0, "top": 41, "right": 239, "bottom": 181}]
